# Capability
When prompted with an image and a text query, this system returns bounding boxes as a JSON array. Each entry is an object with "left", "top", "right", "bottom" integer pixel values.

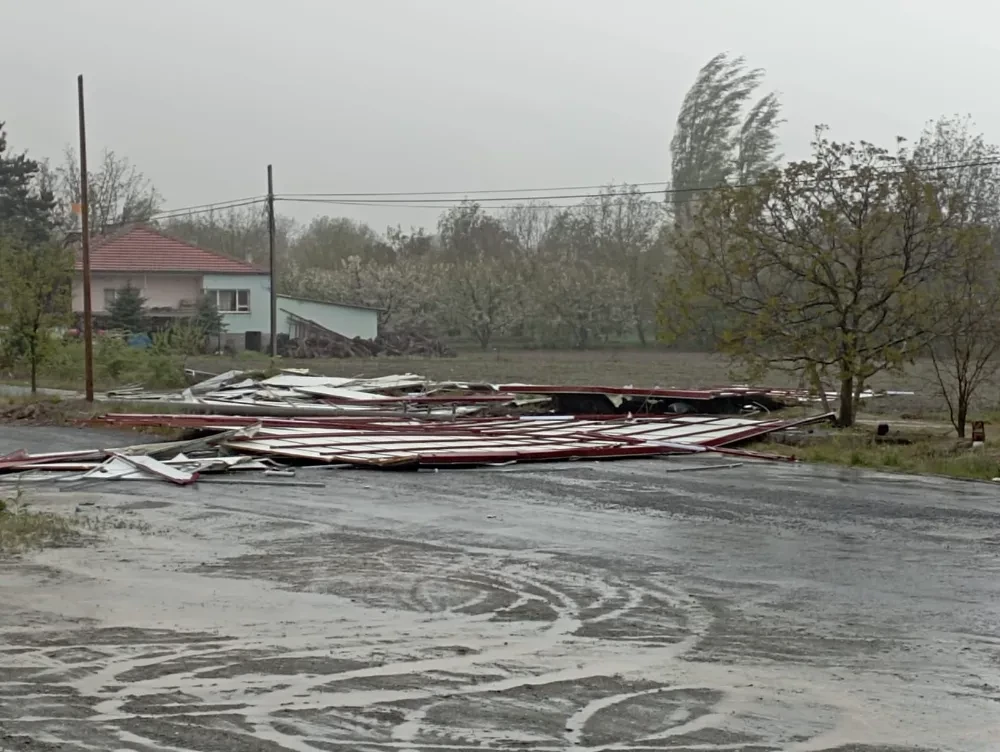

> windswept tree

[
  {"left": 663, "top": 128, "right": 972, "bottom": 427},
  {"left": 59, "top": 147, "right": 161, "bottom": 234},
  {"left": 670, "top": 53, "right": 783, "bottom": 227}
]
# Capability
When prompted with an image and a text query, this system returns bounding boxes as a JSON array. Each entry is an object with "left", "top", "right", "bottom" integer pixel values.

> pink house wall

[{"left": 72, "top": 273, "right": 202, "bottom": 313}]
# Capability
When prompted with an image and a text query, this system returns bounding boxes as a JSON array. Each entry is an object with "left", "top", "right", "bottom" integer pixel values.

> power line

[
  {"left": 275, "top": 198, "right": 692, "bottom": 211},
  {"left": 279, "top": 180, "right": 671, "bottom": 199},
  {"left": 276, "top": 156, "right": 1000, "bottom": 205},
  {"left": 141, "top": 156, "right": 1000, "bottom": 221},
  {"left": 278, "top": 199, "right": 559, "bottom": 211},
  {"left": 276, "top": 187, "right": 672, "bottom": 205},
  {"left": 149, "top": 198, "right": 266, "bottom": 222}
]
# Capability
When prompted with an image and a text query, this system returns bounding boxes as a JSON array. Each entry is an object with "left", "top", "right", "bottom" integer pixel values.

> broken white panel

[
  {"left": 112, "top": 453, "right": 199, "bottom": 485},
  {"left": 261, "top": 374, "right": 355, "bottom": 389},
  {"left": 79, "top": 456, "right": 144, "bottom": 482},
  {"left": 189, "top": 370, "right": 248, "bottom": 395},
  {"left": 337, "top": 374, "right": 429, "bottom": 392},
  {"left": 292, "top": 385, "right": 393, "bottom": 401}
]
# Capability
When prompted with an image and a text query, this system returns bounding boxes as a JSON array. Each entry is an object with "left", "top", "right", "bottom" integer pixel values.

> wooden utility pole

[
  {"left": 267, "top": 164, "right": 277, "bottom": 357},
  {"left": 77, "top": 74, "right": 94, "bottom": 402}
]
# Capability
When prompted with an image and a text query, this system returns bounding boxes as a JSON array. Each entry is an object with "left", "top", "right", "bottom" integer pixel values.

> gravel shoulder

[{"left": 1, "top": 426, "right": 998, "bottom": 751}]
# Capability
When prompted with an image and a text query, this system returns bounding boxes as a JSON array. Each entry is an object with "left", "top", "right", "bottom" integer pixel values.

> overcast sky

[{"left": 4, "top": 0, "right": 999, "bottom": 232}]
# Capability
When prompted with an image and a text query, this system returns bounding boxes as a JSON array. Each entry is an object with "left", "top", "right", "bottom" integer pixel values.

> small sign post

[{"left": 971, "top": 421, "right": 986, "bottom": 444}]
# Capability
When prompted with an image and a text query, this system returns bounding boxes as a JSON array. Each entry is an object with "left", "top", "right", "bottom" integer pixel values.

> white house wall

[
  {"left": 72, "top": 273, "right": 203, "bottom": 313},
  {"left": 277, "top": 296, "right": 378, "bottom": 340}
]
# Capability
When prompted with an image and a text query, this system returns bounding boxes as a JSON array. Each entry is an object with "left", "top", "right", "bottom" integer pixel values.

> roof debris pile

[
  {"left": 0, "top": 412, "right": 834, "bottom": 487},
  {"left": 106, "top": 369, "right": 910, "bottom": 419},
  {"left": 2, "top": 369, "right": 907, "bottom": 486}
]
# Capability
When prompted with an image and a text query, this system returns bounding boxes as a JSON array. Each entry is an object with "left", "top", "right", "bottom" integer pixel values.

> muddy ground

[{"left": 1, "top": 426, "right": 998, "bottom": 751}]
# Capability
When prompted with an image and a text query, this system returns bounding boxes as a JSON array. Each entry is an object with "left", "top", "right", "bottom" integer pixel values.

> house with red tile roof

[{"left": 72, "top": 226, "right": 379, "bottom": 348}]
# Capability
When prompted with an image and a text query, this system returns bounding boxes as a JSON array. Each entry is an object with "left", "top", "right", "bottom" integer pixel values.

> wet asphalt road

[{"left": 1, "top": 425, "right": 999, "bottom": 751}]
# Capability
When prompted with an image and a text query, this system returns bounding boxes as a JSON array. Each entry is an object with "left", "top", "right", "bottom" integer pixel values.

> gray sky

[{"left": 4, "top": 0, "right": 999, "bottom": 232}]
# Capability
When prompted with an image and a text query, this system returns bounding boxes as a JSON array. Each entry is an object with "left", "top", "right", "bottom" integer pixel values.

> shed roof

[
  {"left": 75, "top": 226, "right": 267, "bottom": 275},
  {"left": 276, "top": 293, "right": 382, "bottom": 313}
]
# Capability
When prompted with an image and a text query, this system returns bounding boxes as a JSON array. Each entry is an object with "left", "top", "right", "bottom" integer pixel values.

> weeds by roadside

[
  {"left": 0, "top": 488, "right": 79, "bottom": 553},
  {"left": 769, "top": 430, "right": 1000, "bottom": 481},
  {"left": 0, "top": 488, "right": 154, "bottom": 554}
]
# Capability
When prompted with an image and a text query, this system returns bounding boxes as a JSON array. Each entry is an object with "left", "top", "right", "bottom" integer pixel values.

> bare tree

[
  {"left": 503, "top": 201, "right": 556, "bottom": 256},
  {"left": 915, "top": 116, "right": 1000, "bottom": 436},
  {"left": 927, "top": 237, "right": 1000, "bottom": 437},
  {"left": 587, "top": 186, "right": 666, "bottom": 344},
  {"left": 59, "top": 147, "right": 161, "bottom": 234},
  {"left": 165, "top": 206, "right": 294, "bottom": 266}
]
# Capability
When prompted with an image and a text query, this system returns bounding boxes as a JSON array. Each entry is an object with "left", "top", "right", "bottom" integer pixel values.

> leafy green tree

[
  {"left": 663, "top": 128, "right": 971, "bottom": 428},
  {"left": 670, "top": 53, "right": 782, "bottom": 227},
  {"left": 437, "top": 202, "right": 518, "bottom": 261},
  {"left": 289, "top": 216, "right": 388, "bottom": 268},
  {"left": 106, "top": 283, "right": 147, "bottom": 333},
  {"left": 0, "top": 123, "right": 56, "bottom": 243},
  {"left": 0, "top": 235, "right": 73, "bottom": 392}
]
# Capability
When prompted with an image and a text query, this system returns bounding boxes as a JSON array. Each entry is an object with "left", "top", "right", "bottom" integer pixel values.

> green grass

[{"left": 770, "top": 430, "right": 1000, "bottom": 481}]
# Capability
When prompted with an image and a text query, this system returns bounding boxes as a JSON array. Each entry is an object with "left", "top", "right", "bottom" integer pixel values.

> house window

[
  {"left": 104, "top": 289, "right": 118, "bottom": 309},
  {"left": 205, "top": 289, "right": 250, "bottom": 313}
]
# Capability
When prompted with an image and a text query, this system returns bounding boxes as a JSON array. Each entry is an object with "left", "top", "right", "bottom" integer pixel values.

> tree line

[{"left": 4, "top": 53, "right": 1000, "bottom": 433}]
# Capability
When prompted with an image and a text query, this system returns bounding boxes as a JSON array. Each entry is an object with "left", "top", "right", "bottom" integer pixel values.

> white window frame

[{"left": 205, "top": 289, "right": 250, "bottom": 313}]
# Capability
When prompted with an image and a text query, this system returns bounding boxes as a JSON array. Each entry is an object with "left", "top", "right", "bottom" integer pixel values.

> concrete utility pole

[
  {"left": 267, "top": 164, "right": 277, "bottom": 357},
  {"left": 77, "top": 74, "right": 94, "bottom": 402}
]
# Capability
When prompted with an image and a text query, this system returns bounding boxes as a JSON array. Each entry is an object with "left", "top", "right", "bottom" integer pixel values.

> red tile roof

[{"left": 74, "top": 226, "right": 267, "bottom": 275}]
